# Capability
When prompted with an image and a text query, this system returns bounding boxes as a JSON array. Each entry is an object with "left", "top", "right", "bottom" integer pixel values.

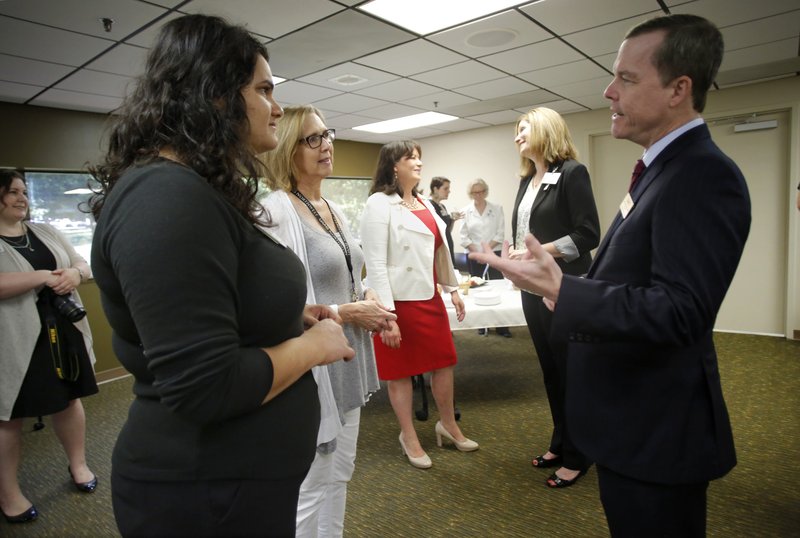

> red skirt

[{"left": 373, "top": 292, "right": 457, "bottom": 380}]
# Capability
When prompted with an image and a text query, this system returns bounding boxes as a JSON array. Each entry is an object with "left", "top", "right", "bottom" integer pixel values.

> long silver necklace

[{"left": 0, "top": 225, "right": 34, "bottom": 251}]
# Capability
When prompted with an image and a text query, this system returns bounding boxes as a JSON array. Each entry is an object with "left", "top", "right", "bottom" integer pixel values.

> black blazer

[
  {"left": 553, "top": 124, "right": 751, "bottom": 484},
  {"left": 511, "top": 158, "right": 600, "bottom": 276}
]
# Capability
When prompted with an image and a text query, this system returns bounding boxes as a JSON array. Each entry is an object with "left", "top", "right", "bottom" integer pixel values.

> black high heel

[
  {"left": 531, "top": 454, "right": 562, "bottom": 468},
  {"left": 3, "top": 504, "right": 38, "bottom": 524},
  {"left": 68, "top": 466, "right": 98, "bottom": 493},
  {"left": 545, "top": 468, "right": 586, "bottom": 488}
]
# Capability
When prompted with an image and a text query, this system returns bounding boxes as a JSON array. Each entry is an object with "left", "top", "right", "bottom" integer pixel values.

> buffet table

[{"left": 443, "top": 279, "right": 527, "bottom": 330}]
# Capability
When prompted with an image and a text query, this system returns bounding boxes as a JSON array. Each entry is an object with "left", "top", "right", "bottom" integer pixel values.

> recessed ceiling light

[
  {"left": 358, "top": 0, "right": 529, "bottom": 35},
  {"left": 273, "top": 76, "right": 286, "bottom": 84},
  {"left": 329, "top": 74, "right": 368, "bottom": 86},
  {"left": 466, "top": 28, "right": 518, "bottom": 48},
  {"left": 353, "top": 112, "right": 458, "bottom": 133}
]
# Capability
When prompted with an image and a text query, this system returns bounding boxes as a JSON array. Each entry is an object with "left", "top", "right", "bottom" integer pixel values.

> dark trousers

[
  {"left": 597, "top": 465, "right": 708, "bottom": 538},
  {"left": 521, "top": 290, "right": 588, "bottom": 471},
  {"left": 112, "top": 471, "right": 306, "bottom": 537}
]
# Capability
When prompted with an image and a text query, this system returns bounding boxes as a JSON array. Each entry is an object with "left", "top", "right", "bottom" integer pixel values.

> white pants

[{"left": 296, "top": 407, "right": 361, "bottom": 538}]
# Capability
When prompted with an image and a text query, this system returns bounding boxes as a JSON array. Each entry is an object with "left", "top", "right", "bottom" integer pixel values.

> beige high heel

[
  {"left": 399, "top": 433, "right": 432, "bottom": 469},
  {"left": 435, "top": 421, "right": 479, "bottom": 452}
]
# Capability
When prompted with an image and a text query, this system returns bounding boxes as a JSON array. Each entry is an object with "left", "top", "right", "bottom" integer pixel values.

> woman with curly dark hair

[{"left": 89, "top": 14, "right": 354, "bottom": 537}]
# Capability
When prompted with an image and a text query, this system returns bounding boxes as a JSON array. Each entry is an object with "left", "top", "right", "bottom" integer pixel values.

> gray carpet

[{"left": 3, "top": 331, "right": 799, "bottom": 537}]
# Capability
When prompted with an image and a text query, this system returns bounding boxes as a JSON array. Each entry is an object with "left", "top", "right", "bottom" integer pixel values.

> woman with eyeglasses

[
  {"left": 458, "top": 178, "right": 510, "bottom": 336},
  {"left": 360, "top": 140, "right": 477, "bottom": 471},
  {"left": 89, "top": 15, "right": 354, "bottom": 536},
  {"left": 511, "top": 107, "right": 600, "bottom": 489},
  {"left": 261, "top": 105, "right": 394, "bottom": 537}
]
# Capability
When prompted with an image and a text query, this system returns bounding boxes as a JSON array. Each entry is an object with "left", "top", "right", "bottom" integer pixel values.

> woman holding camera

[{"left": 0, "top": 169, "right": 98, "bottom": 524}]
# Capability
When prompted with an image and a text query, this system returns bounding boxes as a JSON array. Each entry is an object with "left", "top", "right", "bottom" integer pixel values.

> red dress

[{"left": 373, "top": 204, "right": 458, "bottom": 380}]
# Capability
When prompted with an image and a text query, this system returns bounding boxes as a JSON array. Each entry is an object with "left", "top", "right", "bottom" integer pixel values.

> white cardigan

[
  {"left": 359, "top": 192, "right": 459, "bottom": 311},
  {"left": 260, "top": 190, "right": 342, "bottom": 448},
  {"left": 0, "top": 222, "right": 95, "bottom": 420}
]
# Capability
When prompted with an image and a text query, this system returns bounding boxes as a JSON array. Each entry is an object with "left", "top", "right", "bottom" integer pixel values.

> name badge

[
  {"left": 541, "top": 172, "right": 561, "bottom": 185},
  {"left": 619, "top": 193, "right": 634, "bottom": 219}
]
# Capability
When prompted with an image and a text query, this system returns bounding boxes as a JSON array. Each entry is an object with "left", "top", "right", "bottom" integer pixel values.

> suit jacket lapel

[{"left": 587, "top": 125, "right": 710, "bottom": 276}]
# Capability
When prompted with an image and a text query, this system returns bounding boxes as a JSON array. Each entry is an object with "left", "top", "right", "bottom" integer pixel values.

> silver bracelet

[{"left": 74, "top": 267, "right": 85, "bottom": 283}]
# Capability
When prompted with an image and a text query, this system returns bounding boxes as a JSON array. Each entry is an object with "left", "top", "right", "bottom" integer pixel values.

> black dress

[{"left": 6, "top": 231, "right": 97, "bottom": 419}]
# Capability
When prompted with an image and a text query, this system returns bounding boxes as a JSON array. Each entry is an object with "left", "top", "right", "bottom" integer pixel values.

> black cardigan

[{"left": 92, "top": 161, "right": 318, "bottom": 481}]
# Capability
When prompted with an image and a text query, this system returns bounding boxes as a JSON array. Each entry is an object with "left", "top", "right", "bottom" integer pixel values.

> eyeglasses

[
  {"left": 299, "top": 129, "right": 336, "bottom": 149},
  {"left": 471, "top": 189, "right": 487, "bottom": 195}
]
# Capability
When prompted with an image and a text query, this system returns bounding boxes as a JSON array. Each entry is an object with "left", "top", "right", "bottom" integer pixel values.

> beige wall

[{"left": 420, "top": 76, "right": 800, "bottom": 338}]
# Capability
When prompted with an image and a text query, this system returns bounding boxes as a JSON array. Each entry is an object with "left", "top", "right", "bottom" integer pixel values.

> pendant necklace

[
  {"left": 291, "top": 190, "right": 358, "bottom": 302},
  {"left": 0, "top": 225, "right": 34, "bottom": 251}
]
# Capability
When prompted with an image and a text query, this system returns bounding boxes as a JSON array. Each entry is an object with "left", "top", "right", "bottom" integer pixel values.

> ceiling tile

[
  {"left": 123, "top": 11, "right": 184, "bottom": 48},
  {"left": 297, "top": 62, "right": 399, "bottom": 91},
  {"left": 671, "top": 0, "right": 800, "bottom": 28},
  {"left": 324, "top": 113, "right": 383, "bottom": 129},
  {"left": 180, "top": 0, "right": 343, "bottom": 39},
  {"left": 85, "top": 43, "right": 148, "bottom": 77},
  {"left": 400, "top": 90, "right": 477, "bottom": 111},
  {"left": 428, "top": 9, "right": 551, "bottom": 57},
  {"left": 718, "top": 11, "right": 800, "bottom": 51},
  {"left": 0, "top": 0, "right": 168, "bottom": 40},
  {"left": 272, "top": 80, "right": 341, "bottom": 106},
  {"left": 30, "top": 88, "right": 122, "bottom": 113},
  {"left": 357, "top": 102, "right": 426, "bottom": 121},
  {"left": 519, "top": 0, "right": 662, "bottom": 35},
  {"left": 55, "top": 69, "right": 135, "bottom": 98},
  {"left": 466, "top": 109, "right": 523, "bottom": 125},
  {"left": 0, "top": 80, "right": 44, "bottom": 102},
  {"left": 548, "top": 76, "right": 610, "bottom": 101},
  {"left": 434, "top": 117, "right": 493, "bottom": 132},
  {"left": 514, "top": 99, "right": 589, "bottom": 116},
  {"left": 562, "top": 16, "right": 655, "bottom": 57},
  {"left": 456, "top": 76, "right": 534, "bottom": 100},
  {"left": 481, "top": 39, "right": 583, "bottom": 74},
  {"left": 518, "top": 59, "right": 610, "bottom": 87},
  {"left": 266, "top": 10, "right": 414, "bottom": 79},
  {"left": 356, "top": 39, "right": 466, "bottom": 76},
  {"left": 355, "top": 78, "right": 441, "bottom": 102},
  {"left": 314, "top": 92, "right": 389, "bottom": 114},
  {"left": 0, "top": 17, "right": 111, "bottom": 66},
  {"left": 411, "top": 60, "right": 507, "bottom": 89},
  {"left": 0, "top": 54, "right": 74, "bottom": 86}
]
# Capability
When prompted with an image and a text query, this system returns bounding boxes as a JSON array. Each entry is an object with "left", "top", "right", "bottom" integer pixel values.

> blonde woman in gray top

[
  {"left": 0, "top": 170, "right": 98, "bottom": 524},
  {"left": 261, "top": 105, "right": 395, "bottom": 537}
]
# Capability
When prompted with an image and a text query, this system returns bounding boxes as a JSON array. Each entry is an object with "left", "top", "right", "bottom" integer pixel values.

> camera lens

[{"left": 52, "top": 293, "right": 87, "bottom": 322}]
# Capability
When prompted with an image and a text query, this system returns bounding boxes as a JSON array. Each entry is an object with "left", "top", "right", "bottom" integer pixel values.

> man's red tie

[{"left": 628, "top": 159, "right": 646, "bottom": 192}]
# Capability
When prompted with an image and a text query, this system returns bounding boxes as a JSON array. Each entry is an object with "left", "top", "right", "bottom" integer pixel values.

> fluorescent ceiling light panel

[
  {"left": 273, "top": 76, "right": 286, "bottom": 84},
  {"left": 353, "top": 112, "right": 458, "bottom": 133},
  {"left": 359, "top": 0, "right": 528, "bottom": 35}
]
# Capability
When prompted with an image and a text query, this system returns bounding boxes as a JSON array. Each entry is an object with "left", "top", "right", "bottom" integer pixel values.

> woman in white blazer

[{"left": 360, "top": 141, "right": 478, "bottom": 470}]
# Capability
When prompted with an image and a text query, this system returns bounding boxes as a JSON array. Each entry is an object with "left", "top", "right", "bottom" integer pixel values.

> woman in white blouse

[{"left": 458, "top": 178, "right": 510, "bottom": 336}]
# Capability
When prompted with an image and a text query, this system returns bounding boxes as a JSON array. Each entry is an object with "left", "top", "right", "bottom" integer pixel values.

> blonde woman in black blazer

[{"left": 510, "top": 107, "right": 600, "bottom": 488}]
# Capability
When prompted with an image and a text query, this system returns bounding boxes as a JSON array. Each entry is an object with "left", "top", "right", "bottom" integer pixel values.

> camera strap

[{"left": 41, "top": 301, "right": 80, "bottom": 382}]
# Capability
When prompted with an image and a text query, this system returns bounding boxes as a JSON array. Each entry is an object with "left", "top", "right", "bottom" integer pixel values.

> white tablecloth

[{"left": 443, "top": 279, "right": 527, "bottom": 330}]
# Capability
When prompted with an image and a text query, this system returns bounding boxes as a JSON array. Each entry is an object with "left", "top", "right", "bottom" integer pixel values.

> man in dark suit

[{"left": 470, "top": 14, "right": 750, "bottom": 537}]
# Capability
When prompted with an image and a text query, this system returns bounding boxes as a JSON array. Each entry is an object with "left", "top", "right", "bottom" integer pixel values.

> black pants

[
  {"left": 521, "top": 290, "right": 588, "bottom": 471},
  {"left": 112, "top": 472, "right": 306, "bottom": 537},
  {"left": 597, "top": 465, "right": 708, "bottom": 538}
]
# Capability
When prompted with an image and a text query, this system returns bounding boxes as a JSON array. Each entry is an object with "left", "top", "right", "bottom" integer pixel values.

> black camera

[{"left": 52, "top": 293, "right": 86, "bottom": 322}]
